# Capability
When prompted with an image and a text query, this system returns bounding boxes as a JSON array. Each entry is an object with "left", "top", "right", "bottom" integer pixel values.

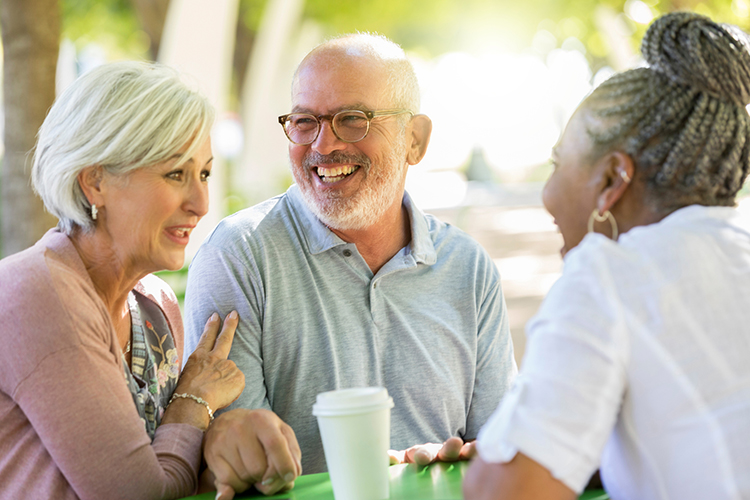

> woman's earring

[
  {"left": 91, "top": 204, "right": 98, "bottom": 221},
  {"left": 619, "top": 170, "right": 631, "bottom": 183},
  {"left": 587, "top": 209, "right": 618, "bottom": 240}
]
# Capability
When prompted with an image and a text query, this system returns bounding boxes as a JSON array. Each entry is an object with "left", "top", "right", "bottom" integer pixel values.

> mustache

[{"left": 302, "top": 151, "right": 371, "bottom": 171}]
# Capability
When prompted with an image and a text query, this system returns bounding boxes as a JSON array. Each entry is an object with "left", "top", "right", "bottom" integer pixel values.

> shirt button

[
  {"left": 373, "top": 282, "right": 377, "bottom": 289},
  {"left": 343, "top": 249, "right": 352, "bottom": 257}
]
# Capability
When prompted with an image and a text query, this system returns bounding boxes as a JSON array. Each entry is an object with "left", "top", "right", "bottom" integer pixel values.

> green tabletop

[{"left": 179, "top": 461, "right": 609, "bottom": 500}]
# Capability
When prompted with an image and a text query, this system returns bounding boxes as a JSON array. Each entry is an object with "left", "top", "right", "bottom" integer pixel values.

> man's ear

[
  {"left": 77, "top": 166, "right": 105, "bottom": 207},
  {"left": 596, "top": 151, "right": 634, "bottom": 214},
  {"left": 406, "top": 114, "right": 432, "bottom": 165}
]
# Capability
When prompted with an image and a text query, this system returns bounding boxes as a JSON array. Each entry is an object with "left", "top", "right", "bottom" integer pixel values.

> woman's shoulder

[
  {"left": 532, "top": 236, "right": 630, "bottom": 344},
  {"left": 0, "top": 230, "right": 98, "bottom": 311},
  {"left": 0, "top": 231, "right": 113, "bottom": 392}
]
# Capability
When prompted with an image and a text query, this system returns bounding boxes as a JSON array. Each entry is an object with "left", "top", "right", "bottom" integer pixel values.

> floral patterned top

[{"left": 123, "top": 290, "right": 181, "bottom": 440}]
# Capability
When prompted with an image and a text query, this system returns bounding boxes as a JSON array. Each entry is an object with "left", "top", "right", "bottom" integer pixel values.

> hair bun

[{"left": 641, "top": 12, "right": 750, "bottom": 106}]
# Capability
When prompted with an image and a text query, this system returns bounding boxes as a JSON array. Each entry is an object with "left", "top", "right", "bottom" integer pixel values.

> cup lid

[{"left": 312, "top": 387, "right": 394, "bottom": 416}]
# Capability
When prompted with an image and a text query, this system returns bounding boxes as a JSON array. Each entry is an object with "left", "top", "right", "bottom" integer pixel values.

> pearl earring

[{"left": 91, "top": 204, "right": 98, "bottom": 221}]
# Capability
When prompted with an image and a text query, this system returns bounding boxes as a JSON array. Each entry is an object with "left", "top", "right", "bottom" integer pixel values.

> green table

[{"left": 179, "top": 461, "right": 609, "bottom": 500}]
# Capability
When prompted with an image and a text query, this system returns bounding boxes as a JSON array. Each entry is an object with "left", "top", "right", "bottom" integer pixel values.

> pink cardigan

[{"left": 0, "top": 229, "right": 203, "bottom": 500}]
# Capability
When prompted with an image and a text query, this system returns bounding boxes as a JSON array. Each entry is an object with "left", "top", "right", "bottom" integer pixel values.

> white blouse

[{"left": 477, "top": 205, "right": 750, "bottom": 500}]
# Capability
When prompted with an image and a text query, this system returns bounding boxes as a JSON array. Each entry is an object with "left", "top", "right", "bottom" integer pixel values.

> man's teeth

[{"left": 317, "top": 165, "right": 357, "bottom": 182}]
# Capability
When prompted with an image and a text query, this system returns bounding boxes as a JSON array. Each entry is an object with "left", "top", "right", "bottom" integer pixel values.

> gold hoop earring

[{"left": 587, "top": 209, "right": 618, "bottom": 240}]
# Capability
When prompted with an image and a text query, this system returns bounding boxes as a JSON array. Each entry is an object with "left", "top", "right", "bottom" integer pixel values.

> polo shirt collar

[
  {"left": 287, "top": 184, "right": 437, "bottom": 265},
  {"left": 404, "top": 191, "right": 437, "bottom": 265}
]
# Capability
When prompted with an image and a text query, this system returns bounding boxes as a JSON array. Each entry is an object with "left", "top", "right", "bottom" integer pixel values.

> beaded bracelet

[{"left": 169, "top": 393, "right": 215, "bottom": 422}]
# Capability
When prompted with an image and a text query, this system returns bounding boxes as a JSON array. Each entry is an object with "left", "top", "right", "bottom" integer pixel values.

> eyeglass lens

[{"left": 283, "top": 111, "right": 370, "bottom": 144}]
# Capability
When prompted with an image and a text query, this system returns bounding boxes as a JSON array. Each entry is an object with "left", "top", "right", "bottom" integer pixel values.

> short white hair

[
  {"left": 32, "top": 61, "right": 215, "bottom": 234},
  {"left": 295, "top": 33, "right": 421, "bottom": 114}
]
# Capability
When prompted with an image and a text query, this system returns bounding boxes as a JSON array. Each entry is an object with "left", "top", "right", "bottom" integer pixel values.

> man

[{"left": 185, "top": 33, "right": 516, "bottom": 491}]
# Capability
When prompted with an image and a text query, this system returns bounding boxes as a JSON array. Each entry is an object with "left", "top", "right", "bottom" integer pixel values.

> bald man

[{"left": 185, "top": 33, "right": 516, "bottom": 497}]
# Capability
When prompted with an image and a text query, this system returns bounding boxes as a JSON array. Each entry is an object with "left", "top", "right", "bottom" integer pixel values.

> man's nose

[{"left": 311, "top": 119, "right": 346, "bottom": 155}]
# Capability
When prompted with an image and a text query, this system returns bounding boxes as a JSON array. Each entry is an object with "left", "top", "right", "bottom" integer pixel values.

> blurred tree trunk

[
  {"left": 0, "top": 0, "right": 60, "bottom": 257},
  {"left": 233, "top": 2, "right": 256, "bottom": 97},
  {"left": 129, "top": 0, "right": 254, "bottom": 101},
  {"left": 130, "top": 0, "right": 254, "bottom": 99},
  {"left": 130, "top": 0, "right": 170, "bottom": 60}
]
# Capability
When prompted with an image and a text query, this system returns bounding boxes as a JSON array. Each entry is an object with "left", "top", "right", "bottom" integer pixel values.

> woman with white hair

[{"left": 0, "top": 61, "right": 300, "bottom": 499}]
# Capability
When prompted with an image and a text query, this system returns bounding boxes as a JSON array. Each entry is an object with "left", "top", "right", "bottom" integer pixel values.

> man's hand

[
  {"left": 388, "top": 436, "right": 475, "bottom": 466},
  {"left": 203, "top": 408, "right": 302, "bottom": 498}
]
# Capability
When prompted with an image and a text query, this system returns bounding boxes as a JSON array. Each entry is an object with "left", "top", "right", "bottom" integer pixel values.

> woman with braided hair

[{"left": 464, "top": 12, "right": 750, "bottom": 500}]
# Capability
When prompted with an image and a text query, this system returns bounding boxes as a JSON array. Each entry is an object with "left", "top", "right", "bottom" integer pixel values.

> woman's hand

[
  {"left": 463, "top": 453, "right": 577, "bottom": 500},
  {"left": 163, "top": 312, "right": 245, "bottom": 430}
]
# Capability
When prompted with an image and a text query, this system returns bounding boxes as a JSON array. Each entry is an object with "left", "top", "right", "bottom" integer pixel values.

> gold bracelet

[{"left": 169, "top": 393, "right": 214, "bottom": 422}]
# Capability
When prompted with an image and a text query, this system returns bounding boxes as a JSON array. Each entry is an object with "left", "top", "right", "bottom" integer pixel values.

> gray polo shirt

[{"left": 184, "top": 185, "right": 516, "bottom": 473}]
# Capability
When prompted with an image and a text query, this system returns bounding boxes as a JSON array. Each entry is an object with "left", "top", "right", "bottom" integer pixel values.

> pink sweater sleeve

[
  {"left": 0, "top": 233, "right": 203, "bottom": 500},
  {"left": 15, "top": 347, "right": 203, "bottom": 500}
]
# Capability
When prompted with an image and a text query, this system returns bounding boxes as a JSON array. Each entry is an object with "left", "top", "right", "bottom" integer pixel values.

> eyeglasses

[{"left": 278, "top": 109, "right": 413, "bottom": 145}]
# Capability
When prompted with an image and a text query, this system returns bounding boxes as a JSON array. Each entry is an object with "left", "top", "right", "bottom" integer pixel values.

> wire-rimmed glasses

[{"left": 278, "top": 109, "right": 413, "bottom": 145}]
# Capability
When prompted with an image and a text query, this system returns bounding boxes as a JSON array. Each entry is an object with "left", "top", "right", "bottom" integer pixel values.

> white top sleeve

[
  {"left": 477, "top": 237, "right": 627, "bottom": 493},
  {"left": 477, "top": 207, "right": 750, "bottom": 499}
]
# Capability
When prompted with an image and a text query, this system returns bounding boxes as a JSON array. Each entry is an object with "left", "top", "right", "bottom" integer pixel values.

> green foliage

[
  {"left": 60, "top": 0, "right": 750, "bottom": 74},
  {"left": 238, "top": 0, "right": 268, "bottom": 31},
  {"left": 61, "top": 0, "right": 150, "bottom": 58},
  {"left": 300, "top": 0, "right": 748, "bottom": 70},
  {"left": 303, "top": 0, "right": 543, "bottom": 56}
]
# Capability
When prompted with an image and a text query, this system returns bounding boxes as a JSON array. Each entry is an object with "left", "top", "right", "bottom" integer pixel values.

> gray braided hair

[{"left": 583, "top": 12, "right": 750, "bottom": 210}]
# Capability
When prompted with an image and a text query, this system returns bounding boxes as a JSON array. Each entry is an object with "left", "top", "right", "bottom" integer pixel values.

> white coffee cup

[{"left": 312, "top": 387, "right": 395, "bottom": 500}]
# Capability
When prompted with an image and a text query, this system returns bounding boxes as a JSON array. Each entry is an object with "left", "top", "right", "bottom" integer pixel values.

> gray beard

[{"left": 295, "top": 144, "right": 407, "bottom": 231}]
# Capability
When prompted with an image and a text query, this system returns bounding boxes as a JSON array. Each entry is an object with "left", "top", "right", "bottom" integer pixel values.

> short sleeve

[
  {"left": 183, "top": 236, "right": 271, "bottom": 413},
  {"left": 476, "top": 245, "right": 628, "bottom": 493},
  {"left": 464, "top": 256, "right": 518, "bottom": 440}
]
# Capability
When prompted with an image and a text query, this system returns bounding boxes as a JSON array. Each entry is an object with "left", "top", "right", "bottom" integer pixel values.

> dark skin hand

[{"left": 463, "top": 452, "right": 577, "bottom": 500}]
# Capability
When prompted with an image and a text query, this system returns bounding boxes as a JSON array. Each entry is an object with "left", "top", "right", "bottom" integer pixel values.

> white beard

[{"left": 295, "top": 138, "right": 408, "bottom": 231}]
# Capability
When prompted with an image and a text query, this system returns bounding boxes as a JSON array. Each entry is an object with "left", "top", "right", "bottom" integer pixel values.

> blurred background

[{"left": 2, "top": 0, "right": 748, "bottom": 364}]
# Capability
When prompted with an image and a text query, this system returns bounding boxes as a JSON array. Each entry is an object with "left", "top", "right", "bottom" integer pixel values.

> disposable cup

[{"left": 312, "top": 387, "right": 394, "bottom": 500}]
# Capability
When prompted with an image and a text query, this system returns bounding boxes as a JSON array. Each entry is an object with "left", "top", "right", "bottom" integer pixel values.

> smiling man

[{"left": 183, "top": 33, "right": 517, "bottom": 485}]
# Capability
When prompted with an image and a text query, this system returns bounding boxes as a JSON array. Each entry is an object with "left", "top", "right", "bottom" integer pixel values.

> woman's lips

[{"left": 163, "top": 226, "right": 194, "bottom": 245}]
